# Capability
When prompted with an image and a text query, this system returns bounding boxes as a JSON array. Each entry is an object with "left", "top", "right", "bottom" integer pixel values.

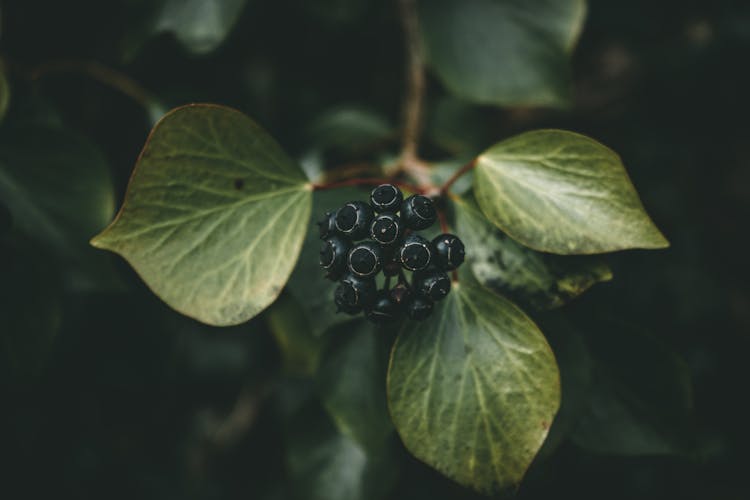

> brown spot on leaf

[{"left": 234, "top": 178, "right": 245, "bottom": 190}]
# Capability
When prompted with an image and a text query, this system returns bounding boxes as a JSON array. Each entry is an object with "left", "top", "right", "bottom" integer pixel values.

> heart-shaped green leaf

[
  {"left": 418, "top": 0, "right": 586, "bottom": 107},
  {"left": 387, "top": 281, "right": 560, "bottom": 495},
  {"left": 454, "top": 194, "right": 612, "bottom": 309},
  {"left": 92, "top": 104, "right": 312, "bottom": 326},
  {"left": 474, "top": 129, "right": 669, "bottom": 254}
]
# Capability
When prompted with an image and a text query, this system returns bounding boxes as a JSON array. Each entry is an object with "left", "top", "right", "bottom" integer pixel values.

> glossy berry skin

[
  {"left": 388, "top": 282, "right": 411, "bottom": 306},
  {"left": 347, "top": 241, "right": 383, "bottom": 278},
  {"left": 365, "top": 291, "right": 400, "bottom": 324},
  {"left": 317, "top": 211, "right": 337, "bottom": 240},
  {"left": 370, "top": 212, "right": 403, "bottom": 247},
  {"left": 335, "top": 201, "right": 374, "bottom": 240},
  {"left": 414, "top": 269, "right": 451, "bottom": 302},
  {"left": 432, "top": 234, "right": 465, "bottom": 270},
  {"left": 400, "top": 194, "right": 437, "bottom": 230},
  {"left": 319, "top": 235, "right": 351, "bottom": 280},
  {"left": 370, "top": 184, "right": 403, "bottom": 213},
  {"left": 335, "top": 274, "right": 377, "bottom": 314},
  {"left": 399, "top": 234, "right": 433, "bottom": 272},
  {"left": 405, "top": 294, "right": 434, "bottom": 321}
]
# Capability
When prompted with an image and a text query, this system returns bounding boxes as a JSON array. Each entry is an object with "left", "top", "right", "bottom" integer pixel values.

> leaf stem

[
  {"left": 28, "top": 59, "right": 165, "bottom": 123},
  {"left": 440, "top": 158, "right": 477, "bottom": 195},
  {"left": 312, "top": 177, "right": 424, "bottom": 194}
]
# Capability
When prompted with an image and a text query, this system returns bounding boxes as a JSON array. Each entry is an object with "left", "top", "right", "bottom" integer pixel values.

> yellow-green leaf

[
  {"left": 474, "top": 129, "right": 669, "bottom": 254},
  {"left": 92, "top": 104, "right": 312, "bottom": 326},
  {"left": 387, "top": 281, "right": 560, "bottom": 495}
]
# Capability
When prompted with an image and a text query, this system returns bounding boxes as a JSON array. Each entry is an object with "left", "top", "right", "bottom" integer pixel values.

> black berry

[
  {"left": 347, "top": 241, "right": 383, "bottom": 278},
  {"left": 317, "top": 211, "right": 337, "bottom": 240},
  {"left": 335, "top": 201, "right": 374, "bottom": 240},
  {"left": 370, "top": 184, "right": 403, "bottom": 212},
  {"left": 414, "top": 269, "right": 451, "bottom": 302},
  {"left": 399, "top": 234, "right": 433, "bottom": 272},
  {"left": 405, "top": 294, "right": 433, "bottom": 321},
  {"left": 370, "top": 213, "right": 403, "bottom": 247},
  {"left": 432, "top": 234, "right": 465, "bottom": 270},
  {"left": 335, "top": 274, "right": 377, "bottom": 314},
  {"left": 401, "top": 195, "right": 437, "bottom": 230},
  {"left": 320, "top": 235, "right": 351, "bottom": 280},
  {"left": 365, "top": 291, "right": 400, "bottom": 324}
]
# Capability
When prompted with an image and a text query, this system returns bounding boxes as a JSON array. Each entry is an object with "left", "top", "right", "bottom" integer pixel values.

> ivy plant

[{"left": 88, "top": 0, "right": 671, "bottom": 496}]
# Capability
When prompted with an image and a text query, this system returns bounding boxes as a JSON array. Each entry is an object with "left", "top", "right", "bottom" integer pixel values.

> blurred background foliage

[{"left": 0, "top": 0, "right": 748, "bottom": 498}]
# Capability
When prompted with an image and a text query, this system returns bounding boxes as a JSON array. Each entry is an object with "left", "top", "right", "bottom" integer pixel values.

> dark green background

[{"left": 1, "top": 0, "right": 748, "bottom": 498}]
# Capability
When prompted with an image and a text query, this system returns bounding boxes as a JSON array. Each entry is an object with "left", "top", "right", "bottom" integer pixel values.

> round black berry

[
  {"left": 370, "top": 184, "right": 403, "bottom": 212},
  {"left": 365, "top": 291, "right": 400, "bottom": 324},
  {"left": 320, "top": 235, "right": 351, "bottom": 280},
  {"left": 432, "top": 234, "right": 465, "bottom": 270},
  {"left": 335, "top": 201, "right": 374, "bottom": 240},
  {"left": 335, "top": 274, "right": 377, "bottom": 314},
  {"left": 370, "top": 213, "right": 403, "bottom": 247},
  {"left": 389, "top": 282, "right": 411, "bottom": 306},
  {"left": 401, "top": 194, "right": 437, "bottom": 230},
  {"left": 414, "top": 269, "right": 451, "bottom": 302},
  {"left": 399, "top": 234, "right": 433, "bottom": 272},
  {"left": 317, "top": 211, "right": 338, "bottom": 240},
  {"left": 405, "top": 294, "right": 434, "bottom": 321},
  {"left": 347, "top": 241, "right": 383, "bottom": 278}
]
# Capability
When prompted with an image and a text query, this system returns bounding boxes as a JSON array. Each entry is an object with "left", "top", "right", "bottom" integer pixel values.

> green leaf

[
  {"left": 387, "top": 281, "right": 560, "bottom": 495},
  {"left": 266, "top": 292, "right": 325, "bottom": 376},
  {"left": 317, "top": 321, "right": 393, "bottom": 453},
  {"left": 0, "top": 126, "right": 119, "bottom": 289},
  {"left": 288, "top": 187, "right": 365, "bottom": 337},
  {"left": 286, "top": 403, "right": 399, "bottom": 500},
  {"left": 92, "top": 104, "right": 312, "bottom": 326},
  {"left": 474, "top": 129, "right": 670, "bottom": 254},
  {"left": 418, "top": 0, "right": 586, "bottom": 108},
  {"left": 307, "top": 106, "right": 393, "bottom": 156},
  {"left": 155, "top": 0, "right": 249, "bottom": 54},
  {"left": 570, "top": 323, "right": 695, "bottom": 456},
  {"left": 454, "top": 194, "right": 612, "bottom": 309}
]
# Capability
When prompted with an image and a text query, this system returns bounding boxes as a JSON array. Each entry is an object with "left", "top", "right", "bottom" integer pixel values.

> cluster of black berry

[{"left": 318, "top": 184, "right": 465, "bottom": 323}]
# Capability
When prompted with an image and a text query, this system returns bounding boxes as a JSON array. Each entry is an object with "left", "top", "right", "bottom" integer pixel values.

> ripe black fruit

[
  {"left": 405, "top": 294, "right": 434, "bottom": 321},
  {"left": 317, "top": 211, "right": 337, "bottom": 240},
  {"left": 365, "top": 291, "right": 400, "bottom": 324},
  {"left": 335, "top": 201, "right": 374, "bottom": 240},
  {"left": 319, "top": 235, "right": 350, "bottom": 280},
  {"left": 347, "top": 241, "right": 383, "bottom": 278},
  {"left": 335, "top": 274, "right": 376, "bottom": 314},
  {"left": 414, "top": 269, "right": 451, "bottom": 301},
  {"left": 432, "top": 233, "right": 465, "bottom": 270},
  {"left": 399, "top": 234, "right": 433, "bottom": 272},
  {"left": 401, "top": 194, "right": 437, "bottom": 230},
  {"left": 370, "top": 213, "right": 402, "bottom": 247},
  {"left": 370, "top": 184, "right": 403, "bottom": 212}
]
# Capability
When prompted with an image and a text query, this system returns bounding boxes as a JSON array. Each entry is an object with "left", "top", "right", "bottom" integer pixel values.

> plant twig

[
  {"left": 29, "top": 59, "right": 164, "bottom": 121},
  {"left": 440, "top": 158, "right": 477, "bottom": 194},
  {"left": 393, "top": 0, "right": 430, "bottom": 186},
  {"left": 312, "top": 177, "right": 424, "bottom": 194}
]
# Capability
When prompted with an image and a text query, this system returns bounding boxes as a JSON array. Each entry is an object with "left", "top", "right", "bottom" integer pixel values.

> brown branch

[
  {"left": 313, "top": 177, "right": 424, "bottom": 194},
  {"left": 396, "top": 0, "right": 427, "bottom": 174},
  {"left": 440, "top": 158, "right": 477, "bottom": 195}
]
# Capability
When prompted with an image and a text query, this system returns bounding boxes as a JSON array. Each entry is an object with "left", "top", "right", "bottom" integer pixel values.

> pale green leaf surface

[
  {"left": 455, "top": 194, "right": 612, "bottom": 309},
  {"left": 474, "top": 129, "right": 669, "bottom": 254},
  {"left": 92, "top": 104, "right": 311, "bottom": 326},
  {"left": 156, "top": 0, "right": 248, "bottom": 54},
  {"left": 387, "top": 281, "right": 560, "bottom": 495},
  {"left": 419, "top": 0, "right": 586, "bottom": 107}
]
